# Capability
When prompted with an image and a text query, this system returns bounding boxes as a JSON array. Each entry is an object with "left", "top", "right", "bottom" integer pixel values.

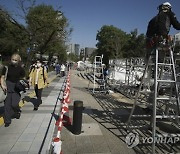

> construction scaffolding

[{"left": 108, "top": 57, "right": 145, "bottom": 99}]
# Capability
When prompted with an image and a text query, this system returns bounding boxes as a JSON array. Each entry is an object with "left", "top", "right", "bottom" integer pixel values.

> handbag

[
  {"left": 0, "top": 66, "right": 8, "bottom": 103},
  {"left": 15, "top": 79, "right": 29, "bottom": 93}
]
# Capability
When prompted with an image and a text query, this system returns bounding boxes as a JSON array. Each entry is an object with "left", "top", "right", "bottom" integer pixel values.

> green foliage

[
  {"left": 0, "top": 9, "right": 28, "bottom": 58},
  {"left": 96, "top": 26, "right": 146, "bottom": 65},
  {"left": 123, "top": 29, "right": 146, "bottom": 58},
  {"left": 44, "top": 40, "right": 67, "bottom": 63},
  {"left": 67, "top": 53, "right": 79, "bottom": 62},
  {"left": 26, "top": 4, "right": 68, "bottom": 55},
  {"left": 88, "top": 50, "right": 97, "bottom": 64},
  {"left": 0, "top": 2, "right": 70, "bottom": 66},
  {"left": 96, "top": 25, "right": 128, "bottom": 66}
]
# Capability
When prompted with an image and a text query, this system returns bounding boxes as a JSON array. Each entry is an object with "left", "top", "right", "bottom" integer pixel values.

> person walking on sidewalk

[
  {"left": 1, "top": 53, "right": 25, "bottom": 127},
  {"left": 29, "top": 60, "right": 49, "bottom": 111},
  {"left": 61, "top": 63, "right": 66, "bottom": 77}
]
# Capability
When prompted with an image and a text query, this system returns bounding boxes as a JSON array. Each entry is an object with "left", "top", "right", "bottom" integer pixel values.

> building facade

[
  {"left": 66, "top": 43, "right": 80, "bottom": 56},
  {"left": 75, "top": 44, "right": 80, "bottom": 56},
  {"left": 175, "top": 32, "right": 180, "bottom": 46},
  {"left": 84, "top": 47, "right": 96, "bottom": 60}
]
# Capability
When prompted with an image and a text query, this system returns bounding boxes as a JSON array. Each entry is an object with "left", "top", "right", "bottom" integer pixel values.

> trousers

[
  {"left": 4, "top": 80, "right": 21, "bottom": 124},
  {"left": 34, "top": 84, "right": 43, "bottom": 107}
]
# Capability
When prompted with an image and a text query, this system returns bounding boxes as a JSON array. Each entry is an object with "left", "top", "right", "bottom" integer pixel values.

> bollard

[{"left": 73, "top": 100, "right": 83, "bottom": 135}]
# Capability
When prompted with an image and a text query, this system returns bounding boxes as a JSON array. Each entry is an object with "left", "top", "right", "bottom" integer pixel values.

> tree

[
  {"left": 26, "top": 5, "right": 68, "bottom": 58},
  {"left": 43, "top": 40, "right": 67, "bottom": 64},
  {"left": 96, "top": 25, "right": 128, "bottom": 66},
  {"left": 0, "top": 1, "right": 71, "bottom": 66},
  {"left": 123, "top": 29, "right": 146, "bottom": 58},
  {"left": 0, "top": 8, "right": 28, "bottom": 59},
  {"left": 67, "top": 53, "right": 79, "bottom": 62}
]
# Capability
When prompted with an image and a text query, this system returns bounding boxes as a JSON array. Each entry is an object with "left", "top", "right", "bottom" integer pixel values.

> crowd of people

[
  {"left": 0, "top": 53, "right": 68, "bottom": 127},
  {"left": 54, "top": 63, "right": 66, "bottom": 77}
]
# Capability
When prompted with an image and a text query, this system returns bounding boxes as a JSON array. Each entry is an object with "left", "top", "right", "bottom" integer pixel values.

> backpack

[{"left": 146, "top": 11, "right": 171, "bottom": 38}]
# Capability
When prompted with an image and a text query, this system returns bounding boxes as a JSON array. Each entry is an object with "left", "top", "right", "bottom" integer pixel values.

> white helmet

[{"left": 162, "top": 2, "right": 172, "bottom": 8}]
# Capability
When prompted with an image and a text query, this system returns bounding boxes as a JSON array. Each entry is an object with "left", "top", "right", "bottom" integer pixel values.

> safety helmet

[
  {"left": 158, "top": 2, "right": 172, "bottom": 12},
  {"left": 162, "top": 2, "right": 172, "bottom": 8},
  {"left": 162, "top": 2, "right": 172, "bottom": 10}
]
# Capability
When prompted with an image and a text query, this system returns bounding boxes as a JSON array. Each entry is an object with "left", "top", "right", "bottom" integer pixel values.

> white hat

[{"left": 163, "top": 2, "right": 172, "bottom": 8}]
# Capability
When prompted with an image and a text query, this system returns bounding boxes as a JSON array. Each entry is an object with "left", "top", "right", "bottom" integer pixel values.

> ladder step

[
  {"left": 156, "top": 97, "right": 176, "bottom": 100},
  {"left": 157, "top": 63, "right": 173, "bottom": 66},
  {"left": 157, "top": 80, "right": 175, "bottom": 83},
  {"left": 132, "top": 115, "right": 151, "bottom": 118},
  {"left": 156, "top": 115, "right": 180, "bottom": 119},
  {"left": 139, "top": 90, "right": 152, "bottom": 93}
]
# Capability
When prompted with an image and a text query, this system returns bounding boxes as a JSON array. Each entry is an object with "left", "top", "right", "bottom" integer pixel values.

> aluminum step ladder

[
  {"left": 127, "top": 42, "right": 180, "bottom": 154},
  {"left": 92, "top": 55, "right": 106, "bottom": 93}
]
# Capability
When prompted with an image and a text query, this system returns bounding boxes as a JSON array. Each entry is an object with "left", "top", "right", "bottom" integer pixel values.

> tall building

[
  {"left": 66, "top": 43, "right": 75, "bottom": 54},
  {"left": 66, "top": 43, "right": 80, "bottom": 56},
  {"left": 84, "top": 47, "right": 96, "bottom": 60},
  {"left": 175, "top": 32, "right": 180, "bottom": 45},
  {"left": 75, "top": 44, "right": 80, "bottom": 56}
]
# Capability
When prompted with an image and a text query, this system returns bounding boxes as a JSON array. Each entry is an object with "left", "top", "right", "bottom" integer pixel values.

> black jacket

[{"left": 146, "top": 10, "right": 180, "bottom": 38}]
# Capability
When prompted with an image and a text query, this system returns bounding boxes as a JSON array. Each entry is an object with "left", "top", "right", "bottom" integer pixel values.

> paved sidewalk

[
  {"left": 0, "top": 72, "right": 65, "bottom": 154},
  {"left": 0, "top": 69, "right": 179, "bottom": 153},
  {"left": 61, "top": 70, "right": 136, "bottom": 154}
]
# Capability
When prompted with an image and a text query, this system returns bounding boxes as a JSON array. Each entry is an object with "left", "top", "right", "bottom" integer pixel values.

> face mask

[
  {"left": 37, "top": 63, "right": 42, "bottom": 68},
  {"left": 11, "top": 60, "right": 18, "bottom": 65}
]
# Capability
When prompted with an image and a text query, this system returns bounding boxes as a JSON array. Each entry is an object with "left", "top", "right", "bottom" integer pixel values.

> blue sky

[{"left": 1, "top": 0, "right": 180, "bottom": 48}]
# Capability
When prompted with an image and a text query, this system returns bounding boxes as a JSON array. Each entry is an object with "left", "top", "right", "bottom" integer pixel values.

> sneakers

[
  {"left": 33, "top": 106, "right": 38, "bottom": 111},
  {"left": 15, "top": 112, "right": 21, "bottom": 119},
  {"left": 4, "top": 123, "right": 11, "bottom": 127},
  {"left": 12, "top": 112, "right": 21, "bottom": 119}
]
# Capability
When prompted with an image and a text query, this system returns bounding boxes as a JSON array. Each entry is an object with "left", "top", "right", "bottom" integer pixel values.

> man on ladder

[
  {"left": 146, "top": 2, "right": 180, "bottom": 51},
  {"left": 145, "top": 2, "right": 180, "bottom": 153},
  {"left": 145, "top": 1, "right": 180, "bottom": 110},
  {"left": 127, "top": 2, "right": 180, "bottom": 154}
]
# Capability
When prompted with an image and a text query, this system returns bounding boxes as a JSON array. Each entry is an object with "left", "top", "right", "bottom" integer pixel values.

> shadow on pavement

[
  {"left": 23, "top": 96, "right": 39, "bottom": 108},
  {"left": 82, "top": 91, "right": 180, "bottom": 154}
]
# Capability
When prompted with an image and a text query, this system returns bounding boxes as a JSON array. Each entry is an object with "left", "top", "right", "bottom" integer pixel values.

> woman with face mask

[
  {"left": 29, "top": 60, "right": 49, "bottom": 110},
  {"left": 1, "top": 53, "right": 25, "bottom": 127}
]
